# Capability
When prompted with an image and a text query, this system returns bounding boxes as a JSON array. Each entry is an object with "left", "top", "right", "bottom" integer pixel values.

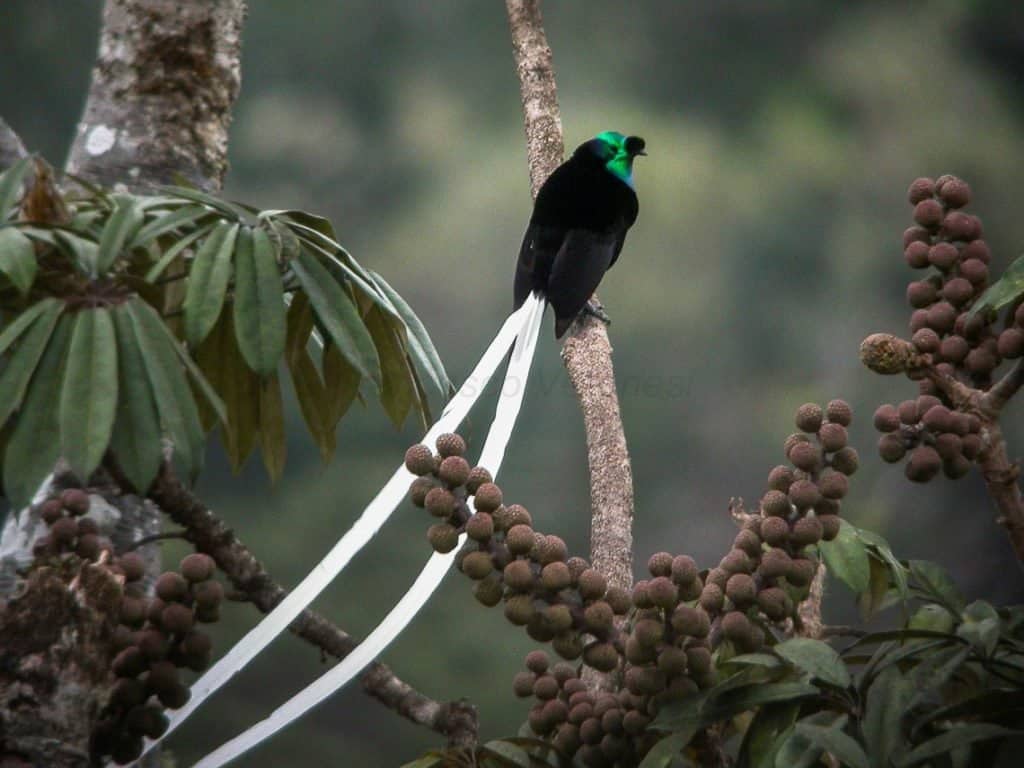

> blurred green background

[{"left": 3, "top": 1, "right": 1024, "bottom": 765}]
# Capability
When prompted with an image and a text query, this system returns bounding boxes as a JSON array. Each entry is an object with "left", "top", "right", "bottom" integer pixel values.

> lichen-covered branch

[
  {"left": 0, "top": 117, "right": 28, "bottom": 170},
  {"left": 143, "top": 464, "right": 478, "bottom": 745},
  {"left": 65, "top": 0, "right": 245, "bottom": 191},
  {"left": 505, "top": 0, "right": 635, "bottom": 602}
]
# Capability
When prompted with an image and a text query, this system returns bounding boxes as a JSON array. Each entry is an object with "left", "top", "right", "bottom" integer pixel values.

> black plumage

[{"left": 513, "top": 133, "right": 644, "bottom": 338}]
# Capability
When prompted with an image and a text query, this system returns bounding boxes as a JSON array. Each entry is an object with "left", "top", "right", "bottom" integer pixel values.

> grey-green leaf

[
  {"left": 821, "top": 519, "right": 871, "bottom": 595},
  {"left": 109, "top": 306, "right": 163, "bottom": 492},
  {"left": 233, "top": 226, "right": 286, "bottom": 375},
  {"left": 59, "top": 308, "right": 119, "bottom": 480},
  {"left": 131, "top": 204, "right": 210, "bottom": 249},
  {"left": 793, "top": 722, "right": 869, "bottom": 768},
  {"left": 863, "top": 665, "right": 914, "bottom": 766},
  {"left": 910, "top": 560, "right": 965, "bottom": 614},
  {"left": 895, "top": 724, "right": 1022, "bottom": 767},
  {"left": 96, "top": 194, "right": 144, "bottom": 274},
  {"left": 291, "top": 248, "right": 380, "bottom": 384},
  {"left": 0, "top": 298, "right": 63, "bottom": 427},
  {"left": 0, "top": 156, "right": 31, "bottom": 217},
  {"left": 775, "top": 637, "right": 851, "bottom": 689},
  {"left": 184, "top": 221, "right": 238, "bottom": 347},
  {"left": 0, "top": 226, "right": 37, "bottom": 294},
  {"left": 3, "top": 313, "right": 72, "bottom": 507}
]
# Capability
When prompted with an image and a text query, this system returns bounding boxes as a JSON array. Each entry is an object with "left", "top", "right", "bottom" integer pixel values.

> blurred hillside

[{"left": 3, "top": 2, "right": 1024, "bottom": 765}]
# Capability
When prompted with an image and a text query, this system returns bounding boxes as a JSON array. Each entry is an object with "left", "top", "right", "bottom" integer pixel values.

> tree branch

[
  {"left": 505, "top": 0, "right": 635, "bottom": 598},
  {"left": 0, "top": 117, "right": 28, "bottom": 170},
  {"left": 983, "top": 358, "right": 1024, "bottom": 415},
  {"left": 141, "top": 463, "right": 477, "bottom": 746},
  {"left": 65, "top": 0, "right": 245, "bottom": 191}
]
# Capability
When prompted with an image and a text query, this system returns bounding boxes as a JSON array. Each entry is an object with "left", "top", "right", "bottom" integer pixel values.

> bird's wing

[
  {"left": 514, "top": 222, "right": 563, "bottom": 309},
  {"left": 547, "top": 228, "right": 618, "bottom": 337}
]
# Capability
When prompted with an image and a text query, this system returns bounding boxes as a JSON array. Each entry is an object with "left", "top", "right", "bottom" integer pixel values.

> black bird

[{"left": 514, "top": 131, "right": 645, "bottom": 338}]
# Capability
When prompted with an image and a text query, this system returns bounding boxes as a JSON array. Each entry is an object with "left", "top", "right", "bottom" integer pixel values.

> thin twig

[{"left": 122, "top": 530, "right": 190, "bottom": 552}]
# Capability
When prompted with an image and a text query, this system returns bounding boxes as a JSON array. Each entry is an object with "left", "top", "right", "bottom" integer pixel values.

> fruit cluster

[
  {"left": 29, "top": 486, "right": 223, "bottom": 765},
  {"left": 405, "top": 407, "right": 856, "bottom": 766},
  {"left": 874, "top": 396, "right": 982, "bottom": 482},
  {"left": 903, "top": 175, "right": 1001, "bottom": 388}
]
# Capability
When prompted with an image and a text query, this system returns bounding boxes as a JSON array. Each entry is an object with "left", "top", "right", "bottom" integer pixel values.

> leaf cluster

[{"left": 0, "top": 158, "right": 450, "bottom": 503}]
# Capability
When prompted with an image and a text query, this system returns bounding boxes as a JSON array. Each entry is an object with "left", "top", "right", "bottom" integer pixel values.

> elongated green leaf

[
  {"left": 821, "top": 519, "right": 871, "bottom": 595},
  {"left": 364, "top": 305, "right": 414, "bottom": 428},
  {"left": 638, "top": 724, "right": 700, "bottom": 768},
  {"left": 971, "top": 253, "right": 1024, "bottom": 317},
  {"left": 737, "top": 702, "right": 801, "bottom": 768},
  {"left": 863, "top": 665, "right": 913, "bottom": 766},
  {"left": 896, "top": 724, "right": 1022, "bottom": 767},
  {"left": 713, "top": 681, "right": 820, "bottom": 717},
  {"left": 0, "top": 227, "right": 37, "bottom": 294},
  {"left": 909, "top": 560, "right": 965, "bottom": 615},
  {"left": 109, "top": 306, "right": 163, "bottom": 492},
  {"left": 775, "top": 638, "right": 851, "bottom": 689},
  {"left": 0, "top": 297, "right": 61, "bottom": 358},
  {"left": 158, "top": 185, "right": 248, "bottom": 220},
  {"left": 96, "top": 194, "right": 144, "bottom": 274},
  {"left": 290, "top": 248, "right": 380, "bottom": 384},
  {"left": 0, "top": 298, "right": 63, "bottom": 426},
  {"left": 297, "top": 233, "right": 399, "bottom": 319},
  {"left": 233, "top": 226, "right": 286, "bottom": 375},
  {"left": 59, "top": 308, "right": 118, "bottom": 480},
  {"left": 323, "top": 341, "right": 361, "bottom": 429},
  {"left": 126, "top": 299, "right": 203, "bottom": 480},
  {"left": 285, "top": 294, "right": 335, "bottom": 462},
  {"left": 144, "top": 223, "right": 215, "bottom": 283},
  {"left": 258, "top": 372, "right": 286, "bottom": 483},
  {"left": 131, "top": 204, "right": 210, "bottom": 248},
  {"left": 3, "top": 313, "right": 71, "bottom": 507},
  {"left": 852, "top": 526, "right": 909, "bottom": 603},
  {"left": 212, "top": 310, "right": 258, "bottom": 471},
  {"left": 54, "top": 230, "right": 98, "bottom": 275},
  {"left": 859, "top": 556, "right": 891, "bottom": 622},
  {"left": 369, "top": 270, "right": 452, "bottom": 398},
  {"left": 399, "top": 755, "right": 443, "bottom": 768},
  {"left": 184, "top": 221, "right": 237, "bottom": 347},
  {"left": 0, "top": 157, "right": 31, "bottom": 217},
  {"left": 794, "top": 722, "right": 869, "bottom": 768}
]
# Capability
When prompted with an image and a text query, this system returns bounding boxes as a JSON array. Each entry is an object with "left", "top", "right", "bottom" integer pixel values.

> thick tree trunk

[{"left": 0, "top": 3, "right": 246, "bottom": 765}]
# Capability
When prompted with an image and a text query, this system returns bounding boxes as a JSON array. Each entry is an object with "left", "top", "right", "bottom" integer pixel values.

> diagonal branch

[
  {"left": 506, "top": 0, "right": 635, "bottom": 686},
  {"left": 141, "top": 464, "right": 477, "bottom": 746}
]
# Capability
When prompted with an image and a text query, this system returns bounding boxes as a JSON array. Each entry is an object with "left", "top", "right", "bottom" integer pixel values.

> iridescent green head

[{"left": 580, "top": 131, "right": 647, "bottom": 187}]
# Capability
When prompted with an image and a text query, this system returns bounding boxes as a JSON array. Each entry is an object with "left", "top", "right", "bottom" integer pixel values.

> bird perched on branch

[{"left": 514, "top": 131, "right": 645, "bottom": 338}]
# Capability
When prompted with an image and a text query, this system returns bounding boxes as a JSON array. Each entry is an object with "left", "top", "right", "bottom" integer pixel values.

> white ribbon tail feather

[
  {"left": 131, "top": 299, "right": 536, "bottom": 763},
  {"left": 190, "top": 293, "right": 546, "bottom": 767}
]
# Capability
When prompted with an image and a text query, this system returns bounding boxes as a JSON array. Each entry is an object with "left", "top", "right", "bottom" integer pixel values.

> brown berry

[
  {"left": 60, "top": 488, "right": 90, "bottom": 515},
  {"left": 427, "top": 523, "right": 459, "bottom": 553},
  {"left": 404, "top": 444, "right": 435, "bottom": 475},
  {"left": 438, "top": 455, "right": 471, "bottom": 487},
  {"left": 874, "top": 405, "right": 900, "bottom": 432},
  {"left": 767, "top": 465, "right": 794, "bottom": 492},
  {"left": 904, "top": 240, "right": 931, "bottom": 268},
  {"left": 907, "top": 177, "right": 935, "bottom": 204},
  {"left": 795, "top": 403, "right": 823, "bottom": 433},
  {"left": 180, "top": 553, "right": 215, "bottom": 583},
  {"left": 435, "top": 433, "right": 466, "bottom": 458},
  {"left": 155, "top": 572, "right": 188, "bottom": 603},
  {"left": 472, "top": 482, "right": 502, "bottom": 512},
  {"left": 905, "top": 446, "right": 941, "bottom": 483},
  {"left": 913, "top": 199, "right": 943, "bottom": 228},
  {"left": 465, "top": 466, "right": 492, "bottom": 494}
]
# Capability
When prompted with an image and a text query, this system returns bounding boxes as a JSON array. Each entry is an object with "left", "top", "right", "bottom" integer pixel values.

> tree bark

[
  {"left": 65, "top": 0, "right": 244, "bottom": 191},
  {"left": 0, "top": 118, "right": 28, "bottom": 170},
  {"left": 506, "top": 0, "right": 636, "bottom": 688}
]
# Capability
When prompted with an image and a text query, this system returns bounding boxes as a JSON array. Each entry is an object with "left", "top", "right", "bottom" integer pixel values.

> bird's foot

[{"left": 581, "top": 300, "right": 611, "bottom": 326}]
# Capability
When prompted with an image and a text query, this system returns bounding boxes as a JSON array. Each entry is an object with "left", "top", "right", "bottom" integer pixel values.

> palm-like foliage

[{"left": 0, "top": 157, "right": 450, "bottom": 505}]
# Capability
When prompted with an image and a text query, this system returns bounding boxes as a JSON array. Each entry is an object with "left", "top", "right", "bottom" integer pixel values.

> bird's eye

[{"left": 625, "top": 136, "right": 646, "bottom": 155}]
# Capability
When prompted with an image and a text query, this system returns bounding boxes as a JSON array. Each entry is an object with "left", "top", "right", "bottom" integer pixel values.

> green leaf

[
  {"left": 323, "top": 340, "right": 361, "bottom": 429},
  {"left": 479, "top": 741, "right": 531, "bottom": 767},
  {"left": 109, "top": 306, "right": 163, "bottom": 493},
  {"left": 398, "top": 755, "right": 443, "bottom": 768},
  {"left": 712, "top": 681, "right": 821, "bottom": 719},
  {"left": 854, "top": 525, "right": 910, "bottom": 604},
  {"left": 0, "top": 227, "right": 37, "bottom": 294},
  {"left": 233, "top": 226, "right": 286, "bottom": 375},
  {"left": 144, "top": 223, "right": 214, "bottom": 283},
  {"left": 96, "top": 194, "right": 144, "bottom": 274},
  {"left": 0, "top": 156, "right": 31, "bottom": 217},
  {"left": 793, "top": 722, "right": 869, "bottom": 768},
  {"left": 369, "top": 269, "right": 452, "bottom": 398},
  {"left": 638, "top": 724, "right": 700, "bottom": 768},
  {"left": 59, "top": 308, "right": 118, "bottom": 480},
  {"left": 0, "top": 299, "right": 63, "bottom": 426},
  {"left": 971, "top": 253, "right": 1024, "bottom": 317},
  {"left": 737, "top": 702, "right": 801, "bottom": 768},
  {"left": 211, "top": 311, "right": 259, "bottom": 472},
  {"left": 863, "top": 665, "right": 914, "bottom": 766},
  {"left": 3, "top": 312, "right": 71, "bottom": 507},
  {"left": 258, "top": 372, "right": 286, "bottom": 483},
  {"left": 54, "top": 230, "right": 99, "bottom": 275},
  {"left": 859, "top": 556, "right": 891, "bottom": 622},
  {"left": 125, "top": 299, "right": 204, "bottom": 481},
  {"left": 148, "top": 305, "right": 226, "bottom": 426},
  {"left": 775, "top": 638, "right": 851, "bottom": 689},
  {"left": 726, "top": 653, "right": 786, "bottom": 670},
  {"left": 821, "top": 519, "right": 871, "bottom": 595},
  {"left": 158, "top": 185, "right": 248, "bottom": 221},
  {"left": 290, "top": 248, "right": 380, "bottom": 384},
  {"left": 957, "top": 600, "right": 1000, "bottom": 657},
  {"left": 184, "top": 221, "right": 238, "bottom": 347},
  {"left": 130, "top": 204, "right": 211, "bottom": 248},
  {"left": 896, "top": 724, "right": 1022, "bottom": 767},
  {"left": 364, "top": 304, "right": 415, "bottom": 428},
  {"left": 285, "top": 293, "right": 335, "bottom": 462},
  {"left": 909, "top": 560, "right": 965, "bottom": 615},
  {"left": 908, "top": 603, "right": 956, "bottom": 633}
]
